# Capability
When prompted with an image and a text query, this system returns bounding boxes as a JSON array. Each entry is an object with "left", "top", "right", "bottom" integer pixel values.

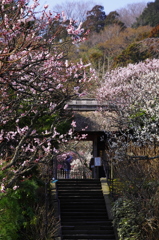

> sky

[{"left": 38, "top": 0, "right": 153, "bottom": 14}]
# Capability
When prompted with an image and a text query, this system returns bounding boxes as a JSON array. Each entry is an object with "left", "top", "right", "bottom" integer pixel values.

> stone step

[
  {"left": 62, "top": 233, "right": 116, "bottom": 239},
  {"left": 62, "top": 224, "right": 114, "bottom": 230},
  {"left": 57, "top": 179, "right": 116, "bottom": 240},
  {"left": 60, "top": 205, "right": 106, "bottom": 212},
  {"left": 59, "top": 203, "right": 105, "bottom": 207},
  {"left": 57, "top": 185, "right": 102, "bottom": 188},
  {"left": 58, "top": 186, "right": 102, "bottom": 191},
  {"left": 61, "top": 216, "right": 108, "bottom": 221},
  {"left": 62, "top": 238, "right": 116, "bottom": 240},
  {"left": 57, "top": 185, "right": 101, "bottom": 188},
  {"left": 61, "top": 220, "right": 114, "bottom": 226},
  {"left": 62, "top": 239, "right": 115, "bottom": 240},
  {"left": 58, "top": 189, "right": 103, "bottom": 192},
  {"left": 61, "top": 212, "right": 108, "bottom": 217},
  {"left": 57, "top": 179, "right": 100, "bottom": 182},
  {"left": 60, "top": 207, "right": 107, "bottom": 212},
  {"left": 57, "top": 181, "right": 101, "bottom": 184},
  {"left": 58, "top": 195, "right": 104, "bottom": 199},
  {"left": 58, "top": 192, "right": 104, "bottom": 196},
  {"left": 62, "top": 229, "right": 115, "bottom": 234},
  {"left": 58, "top": 188, "right": 103, "bottom": 191},
  {"left": 57, "top": 181, "right": 101, "bottom": 187},
  {"left": 58, "top": 192, "right": 103, "bottom": 196},
  {"left": 59, "top": 199, "right": 105, "bottom": 202}
]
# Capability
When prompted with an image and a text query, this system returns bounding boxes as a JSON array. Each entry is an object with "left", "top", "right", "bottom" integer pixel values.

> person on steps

[{"left": 64, "top": 155, "right": 73, "bottom": 179}]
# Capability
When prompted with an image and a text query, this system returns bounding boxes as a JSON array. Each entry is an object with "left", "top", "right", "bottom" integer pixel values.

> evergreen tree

[
  {"left": 105, "top": 11, "right": 126, "bottom": 30},
  {"left": 82, "top": 5, "right": 106, "bottom": 33},
  {"left": 133, "top": 0, "right": 159, "bottom": 27}
]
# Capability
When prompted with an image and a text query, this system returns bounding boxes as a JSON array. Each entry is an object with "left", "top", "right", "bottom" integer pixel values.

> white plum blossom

[
  {"left": 97, "top": 59, "right": 159, "bottom": 156},
  {"left": 1, "top": 183, "right": 6, "bottom": 193},
  {"left": 13, "top": 185, "right": 19, "bottom": 190},
  {"left": 64, "top": 104, "right": 68, "bottom": 110}
]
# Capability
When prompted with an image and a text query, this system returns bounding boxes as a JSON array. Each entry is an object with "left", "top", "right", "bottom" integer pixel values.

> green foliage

[
  {"left": 87, "top": 47, "right": 103, "bottom": 68},
  {"left": 112, "top": 197, "right": 141, "bottom": 240},
  {"left": 35, "top": 111, "right": 72, "bottom": 134},
  {"left": 83, "top": 5, "right": 106, "bottom": 33},
  {"left": 56, "top": 116, "right": 72, "bottom": 134},
  {"left": 129, "top": 109, "right": 147, "bottom": 128},
  {"left": 105, "top": 11, "right": 126, "bottom": 30},
  {"left": 0, "top": 179, "right": 41, "bottom": 240},
  {"left": 1, "top": 105, "right": 72, "bottom": 139},
  {"left": 133, "top": 0, "right": 159, "bottom": 27},
  {"left": 135, "top": 30, "right": 151, "bottom": 42},
  {"left": 113, "top": 42, "right": 151, "bottom": 67},
  {"left": 0, "top": 191, "right": 20, "bottom": 239},
  {"left": 130, "top": 109, "right": 147, "bottom": 119}
]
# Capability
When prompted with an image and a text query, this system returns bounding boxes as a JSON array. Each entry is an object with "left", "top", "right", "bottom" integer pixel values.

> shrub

[{"left": 112, "top": 197, "right": 141, "bottom": 240}]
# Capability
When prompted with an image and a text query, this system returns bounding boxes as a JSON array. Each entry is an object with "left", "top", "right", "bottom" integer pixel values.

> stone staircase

[{"left": 56, "top": 179, "right": 116, "bottom": 240}]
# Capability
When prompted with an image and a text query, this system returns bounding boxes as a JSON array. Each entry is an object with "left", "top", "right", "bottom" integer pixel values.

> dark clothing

[
  {"left": 64, "top": 155, "right": 73, "bottom": 179},
  {"left": 89, "top": 158, "right": 94, "bottom": 171},
  {"left": 64, "top": 155, "right": 72, "bottom": 171},
  {"left": 89, "top": 158, "right": 94, "bottom": 178},
  {"left": 64, "top": 160, "right": 71, "bottom": 171}
]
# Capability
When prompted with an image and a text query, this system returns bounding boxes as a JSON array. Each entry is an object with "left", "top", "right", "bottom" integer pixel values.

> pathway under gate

[{"left": 53, "top": 99, "right": 118, "bottom": 180}]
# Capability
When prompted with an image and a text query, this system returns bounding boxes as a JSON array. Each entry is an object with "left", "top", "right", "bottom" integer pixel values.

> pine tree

[{"left": 133, "top": 0, "right": 159, "bottom": 27}]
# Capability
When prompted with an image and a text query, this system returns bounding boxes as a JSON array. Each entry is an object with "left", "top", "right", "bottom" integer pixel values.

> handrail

[
  {"left": 51, "top": 181, "right": 62, "bottom": 240},
  {"left": 102, "top": 157, "right": 115, "bottom": 200},
  {"left": 56, "top": 183, "right": 63, "bottom": 240},
  {"left": 57, "top": 168, "right": 92, "bottom": 179}
]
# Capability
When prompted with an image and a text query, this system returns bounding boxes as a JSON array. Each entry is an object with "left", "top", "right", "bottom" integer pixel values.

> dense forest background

[{"left": 53, "top": 0, "right": 159, "bottom": 75}]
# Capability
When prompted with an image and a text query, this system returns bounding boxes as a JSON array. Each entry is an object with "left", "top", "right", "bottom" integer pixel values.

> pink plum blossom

[{"left": 0, "top": 0, "right": 94, "bottom": 190}]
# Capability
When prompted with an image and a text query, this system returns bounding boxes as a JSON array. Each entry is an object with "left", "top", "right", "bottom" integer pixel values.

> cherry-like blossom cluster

[{"left": 0, "top": 0, "right": 95, "bottom": 191}]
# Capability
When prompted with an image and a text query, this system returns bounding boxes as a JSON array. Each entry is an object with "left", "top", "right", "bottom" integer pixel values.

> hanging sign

[{"left": 94, "top": 157, "right": 101, "bottom": 166}]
